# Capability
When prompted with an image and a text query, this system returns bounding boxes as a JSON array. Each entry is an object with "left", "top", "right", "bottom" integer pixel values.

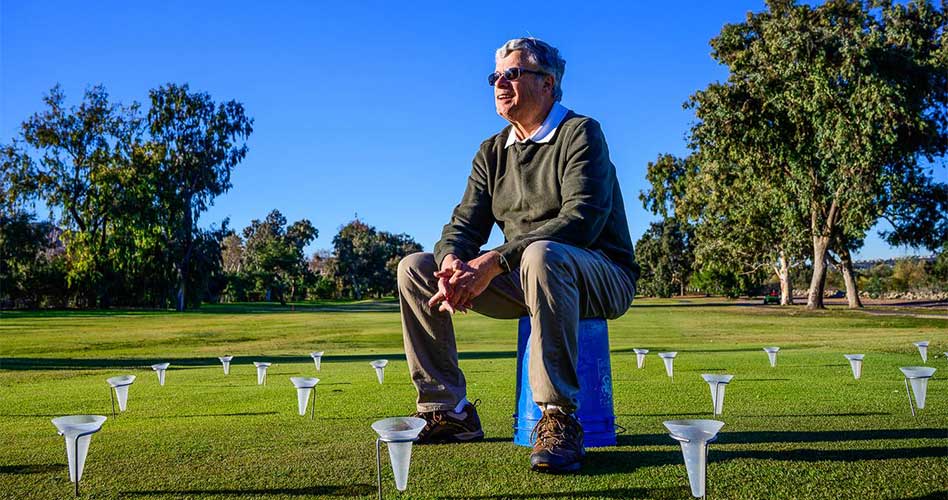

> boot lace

[{"left": 531, "top": 410, "right": 578, "bottom": 450}]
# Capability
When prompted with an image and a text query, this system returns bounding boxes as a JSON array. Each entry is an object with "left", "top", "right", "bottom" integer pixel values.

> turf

[{"left": 1, "top": 298, "right": 946, "bottom": 499}]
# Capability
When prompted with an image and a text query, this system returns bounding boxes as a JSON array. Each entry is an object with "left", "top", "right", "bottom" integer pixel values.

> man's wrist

[{"left": 475, "top": 251, "right": 504, "bottom": 278}]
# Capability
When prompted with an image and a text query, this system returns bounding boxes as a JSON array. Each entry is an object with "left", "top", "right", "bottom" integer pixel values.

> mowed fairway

[{"left": 1, "top": 299, "right": 946, "bottom": 499}]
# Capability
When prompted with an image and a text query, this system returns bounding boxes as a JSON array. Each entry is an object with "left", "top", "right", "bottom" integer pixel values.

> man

[{"left": 397, "top": 37, "right": 638, "bottom": 474}]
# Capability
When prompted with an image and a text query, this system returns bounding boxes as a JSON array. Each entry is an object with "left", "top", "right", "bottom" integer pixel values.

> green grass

[{"left": 1, "top": 298, "right": 946, "bottom": 499}]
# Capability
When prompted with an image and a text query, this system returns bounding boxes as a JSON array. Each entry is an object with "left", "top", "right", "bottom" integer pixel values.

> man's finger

[
  {"left": 439, "top": 301, "right": 456, "bottom": 314},
  {"left": 427, "top": 290, "right": 445, "bottom": 308}
]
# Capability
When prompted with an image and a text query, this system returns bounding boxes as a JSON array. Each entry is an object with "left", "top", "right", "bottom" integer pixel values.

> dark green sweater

[{"left": 434, "top": 111, "right": 640, "bottom": 281}]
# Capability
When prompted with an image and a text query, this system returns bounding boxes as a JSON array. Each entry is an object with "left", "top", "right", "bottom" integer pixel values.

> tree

[
  {"left": 638, "top": 155, "right": 696, "bottom": 297},
  {"left": 634, "top": 219, "right": 694, "bottom": 297},
  {"left": 0, "top": 212, "right": 62, "bottom": 307},
  {"left": 641, "top": 153, "right": 807, "bottom": 303},
  {"left": 241, "top": 209, "right": 317, "bottom": 304},
  {"left": 19, "top": 85, "right": 141, "bottom": 307},
  {"left": 147, "top": 83, "right": 253, "bottom": 311},
  {"left": 0, "top": 142, "right": 38, "bottom": 215},
  {"left": 689, "top": 0, "right": 947, "bottom": 309},
  {"left": 329, "top": 219, "right": 422, "bottom": 299},
  {"left": 221, "top": 233, "right": 244, "bottom": 273}
]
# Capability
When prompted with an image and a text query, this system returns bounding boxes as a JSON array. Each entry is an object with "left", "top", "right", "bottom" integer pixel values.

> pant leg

[
  {"left": 520, "top": 241, "right": 636, "bottom": 411},
  {"left": 397, "top": 252, "right": 528, "bottom": 412}
]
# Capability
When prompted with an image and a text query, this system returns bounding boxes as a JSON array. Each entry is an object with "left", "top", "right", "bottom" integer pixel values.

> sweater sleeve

[
  {"left": 491, "top": 118, "right": 614, "bottom": 271},
  {"left": 433, "top": 144, "right": 495, "bottom": 268}
]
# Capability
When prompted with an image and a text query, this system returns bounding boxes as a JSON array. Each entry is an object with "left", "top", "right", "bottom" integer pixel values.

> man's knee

[
  {"left": 520, "top": 241, "right": 572, "bottom": 278},
  {"left": 398, "top": 252, "right": 437, "bottom": 288}
]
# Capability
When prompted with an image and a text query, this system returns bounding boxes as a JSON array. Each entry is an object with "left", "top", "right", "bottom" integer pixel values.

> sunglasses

[{"left": 488, "top": 67, "right": 547, "bottom": 86}]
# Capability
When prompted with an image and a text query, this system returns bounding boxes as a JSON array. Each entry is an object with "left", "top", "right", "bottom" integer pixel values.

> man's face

[{"left": 494, "top": 50, "right": 551, "bottom": 123}]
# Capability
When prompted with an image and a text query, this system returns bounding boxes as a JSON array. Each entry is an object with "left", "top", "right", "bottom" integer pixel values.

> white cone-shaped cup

[
  {"left": 900, "top": 367, "right": 936, "bottom": 409},
  {"left": 658, "top": 352, "right": 677, "bottom": 377},
  {"left": 664, "top": 419, "right": 725, "bottom": 498},
  {"left": 310, "top": 351, "right": 324, "bottom": 371},
  {"left": 151, "top": 363, "right": 170, "bottom": 386},
  {"left": 52, "top": 415, "right": 107, "bottom": 483},
  {"left": 701, "top": 374, "right": 733, "bottom": 415},
  {"left": 290, "top": 377, "right": 319, "bottom": 415},
  {"left": 106, "top": 375, "right": 136, "bottom": 412},
  {"left": 372, "top": 417, "right": 426, "bottom": 491},
  {"left": 253, "top": 362, "right": 271, "bottom": 385},
  {"left": 634, "top": 349, "right": 649, "bottom": 369},
  {"left": 219, "top": 356, "right": 233, "bottom": 375},
  {"left": 844, "top": 354, "right": 864, "bottom": 379},
  {"left": 913, "top": 341, "right": 929, "bottom": 363},
  {"left": 371, "top": 359, "right": 389, "bottom": 384},
  {"left": 763, "top": 347, "right": 779, "bottom": 367}
]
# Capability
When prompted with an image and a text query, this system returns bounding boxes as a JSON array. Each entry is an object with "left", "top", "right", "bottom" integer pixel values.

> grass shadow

[
  {"left": 140, "top": 411, "right": 279, "bottom": 419},
  {"left": 1, "top": 350, "right": 518, "bottom": 371},
  {"left": 580, "top": 449, "right": 681, "bottom": 475},
  {"left": 902, "top": 492, "right": 948, "bottom": 500},
  {"left": 122, "top": 484, "right": 375, "bottom": 497},
  {"left": 618, "top": 428, "right": 947, "bottom": 447},
  {"left": 0, "top": 464, "right": 61, "bottom": 474},
  {"left": 442, "top": 486, "right": 682, "bottom": 499},
  {"left": 617, "top": 412, "right": 708, "bottom": 418},
  {"left": 719, "top": 428, "right": 948, "bottom": 444},
  {"left": 716, "top": 446, "right": 947, "bottom": 462}
]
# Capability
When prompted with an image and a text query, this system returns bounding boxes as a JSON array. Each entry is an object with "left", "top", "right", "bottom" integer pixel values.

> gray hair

[{"left": 495, "top": 38, "right": 566, "bottom": 102}]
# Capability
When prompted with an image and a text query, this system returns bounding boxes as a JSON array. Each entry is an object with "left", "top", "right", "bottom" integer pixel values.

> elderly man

[{"left": 397, "top": 37, "right": 638, "bottom": 474}]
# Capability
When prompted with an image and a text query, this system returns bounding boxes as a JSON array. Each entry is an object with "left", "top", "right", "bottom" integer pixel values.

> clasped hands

[{"left": 427, "top": 251, "right": 503, "bottom": 314}]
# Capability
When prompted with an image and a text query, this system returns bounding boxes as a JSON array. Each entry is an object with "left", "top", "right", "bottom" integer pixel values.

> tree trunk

[
  {"left": 807, "top": 235, "right": 830, "bottom": 309},
  {"left": 778, "top": 251, "right": 793, "bottom": 305},
  {"left": 837, "top": 246, "right": 864, "bottom": 309},
  {"left": 176, "top": 199, "right": 194, "bottom": 312}
]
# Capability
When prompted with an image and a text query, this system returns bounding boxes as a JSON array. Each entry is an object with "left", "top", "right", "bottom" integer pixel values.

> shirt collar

[{"left": 504, "top": 102, "right": 570, "bottom": 148}]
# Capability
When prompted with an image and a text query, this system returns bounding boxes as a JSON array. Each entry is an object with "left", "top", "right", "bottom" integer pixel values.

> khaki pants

[{"left": 397, "top": 240, "right": 636, "bottom": 412}]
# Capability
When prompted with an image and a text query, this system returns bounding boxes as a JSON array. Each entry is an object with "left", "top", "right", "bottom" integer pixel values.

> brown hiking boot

[
  {"left": 530, "top": 408, "right": 585, "bottom": 473},
  {"left": 411, "top": 400, "right": 484, "bottom": 444}
]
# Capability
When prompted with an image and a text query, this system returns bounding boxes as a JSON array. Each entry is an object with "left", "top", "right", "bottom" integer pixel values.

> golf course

[{"left": 1, "top": 299, "right": 946, "bottom": 499}]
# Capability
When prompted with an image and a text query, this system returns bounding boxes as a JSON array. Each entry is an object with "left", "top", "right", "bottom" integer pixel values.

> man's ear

[{"left": 544, "top": 75, "right": 555, "bottom": 94}]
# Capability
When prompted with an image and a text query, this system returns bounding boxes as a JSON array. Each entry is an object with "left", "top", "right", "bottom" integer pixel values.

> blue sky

[{"left": 1, "top": 0, "right": 939, "bottom": 260}]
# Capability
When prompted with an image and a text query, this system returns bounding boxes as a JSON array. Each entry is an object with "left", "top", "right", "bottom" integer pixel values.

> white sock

[{"left": 453, "top": 397, "right": 469, "bottom": 413}]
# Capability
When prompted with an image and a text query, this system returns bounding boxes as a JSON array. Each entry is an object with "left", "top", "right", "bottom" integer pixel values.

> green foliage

[
  {"left": 3, "top": 84, "right": 253, "bottom": 309},
  {"left": 889, "top": 258, "right": 930, "bottom": 293},
  {"left": 329, "top": 219, "right": 422, "bottom": 299},
  {"left": 686, "top": 0, "right": 948, "bottom": 308},
  {"left": 0, "top": 212, "right": 67, "bottom": 307},
  {"left": 689, "top": 262, "right": 764, "bottom": 298},
  {"left": 231, "top": 209, "right": 318, "bottom": 304},
  {"left": 933, "top": 243, "right": 948, "bottom": 282},
  {"left": 634, "top": 219, "right": 694, "bottom": 297},
  {"left": 18, "top": 85, "right": 142, "bottom": 307},
  {"left": 147, "top": 83, "right": 254, "bottom": 311}
]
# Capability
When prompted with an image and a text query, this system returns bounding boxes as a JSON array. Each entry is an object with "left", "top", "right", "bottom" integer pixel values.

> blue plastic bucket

[{"left": 513, "top": 316, "right": 617, "bottom": 447}]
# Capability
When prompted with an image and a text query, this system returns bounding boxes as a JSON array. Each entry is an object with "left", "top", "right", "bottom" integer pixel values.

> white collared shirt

[{"left": 504, "top": 102, "right": 570, "bottom": 148}]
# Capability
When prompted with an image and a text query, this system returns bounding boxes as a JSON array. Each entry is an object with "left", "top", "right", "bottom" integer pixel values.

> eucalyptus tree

[
  {"left": 639, "top": 154, "right": 696, "bottom": 297},
  {"left": 329, "top": 219, "right": 422, "bottom": 299},
  {"left": 147, "top": 83, "right": 253, "bottom": 311},
  {"left": 642, "top": 153, "right": 806, "bottom": 304},
  {"left": 19, "top": 85, "right": 142, "bottom": 307},
  {"left": 689, "top": 0, "right": 947, "bottom": 309},
  {"left": 241, "top": 209, "right": 317, "bottom": 304}
]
